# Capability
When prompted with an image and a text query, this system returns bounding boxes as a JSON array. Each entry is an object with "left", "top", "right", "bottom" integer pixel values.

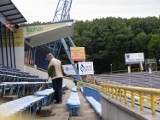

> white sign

[
  {"left": 62, "top": 64, "right": 77, "bottom": 75},
  {"left": 78, "top": 62, "right": 94, "bottom": 75},
  {"left": 125, "top": 53, "right": 144, "bottom": 64}
]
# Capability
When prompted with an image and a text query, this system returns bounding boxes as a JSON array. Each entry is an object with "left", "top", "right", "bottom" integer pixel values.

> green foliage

[
  {"left": 72, "top": 17, "right": 160, "bottom": 73},
  {"left": 148, "top": 34, "right": 160, "bottom": 61}
]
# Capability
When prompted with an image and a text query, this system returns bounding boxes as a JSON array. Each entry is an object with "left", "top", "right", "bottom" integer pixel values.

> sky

[{"left": 11, "top": 0, "right": 160, "bottom": 23}]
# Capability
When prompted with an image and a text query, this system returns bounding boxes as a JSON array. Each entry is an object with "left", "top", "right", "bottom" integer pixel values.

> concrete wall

[
  {"left": 24, "top": 65, "right": 48, "bottom": 79},
  {"left": 100, "top": 93, "right": 152, "bottom": 120}
]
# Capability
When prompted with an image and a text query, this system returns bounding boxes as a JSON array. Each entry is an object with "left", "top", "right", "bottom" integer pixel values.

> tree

[
  {"left": 72, "top": 17, "right": 160, "bottom": 73},
  {"left": 148, "top": 34, "right": 160, "bottom": 62}
]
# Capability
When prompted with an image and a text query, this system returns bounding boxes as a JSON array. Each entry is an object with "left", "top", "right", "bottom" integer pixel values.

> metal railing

[
  {"left": 77, "top": 80, "right": 160, "bottom": 115},
  {"left": 101, "top": 84, "right": 160, "bottom": 115},
  {"left": 78, "top": 81, "right": 102, "bottom": 90},
  {"left": 94, "top": 72, "right": 160, "bottom": 89}
]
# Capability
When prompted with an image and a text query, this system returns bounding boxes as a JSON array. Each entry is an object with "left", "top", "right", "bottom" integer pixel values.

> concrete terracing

[
  {"left": 101, "top": 93, "right": 160, "bottom": 120},
  {"left": 35, "top": 78, "right": 100, "bottom": 120}
]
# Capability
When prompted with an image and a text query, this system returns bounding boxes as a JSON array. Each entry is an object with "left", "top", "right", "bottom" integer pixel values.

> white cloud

[{"left": 11, "top": 0, "right": 160, "bottom": 23}]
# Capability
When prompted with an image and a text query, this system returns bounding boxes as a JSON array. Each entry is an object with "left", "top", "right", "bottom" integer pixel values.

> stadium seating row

[
  {"left": 0, "top": 84, "right": 67, "bottom": 120},
  {"left": 66, "top": 86, "right": 80, "bottom": 116},
  {"left": 0, "top": 92, "right": 50, "bottom": 119},
  {"left": 0, "top": 82, "right": 51, "bottom": 97},
  {"left": 0, "top": 66, "right": 46, "bottom": 83},
  {"left": 0, "top": 66, "right": 53, "bottom": 119},
  {"left": 0, "top": 73, "right": 46, "bottom": 82}
]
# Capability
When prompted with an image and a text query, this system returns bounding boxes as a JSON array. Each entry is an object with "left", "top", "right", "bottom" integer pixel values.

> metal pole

[
  {"left": 33, "top": 47, "right": 36, "bottom": 65},
  {"left": 61, "top": 38, "right": 82, "bottom": 81},
  {"left": 149, "top": 68, "right": 152, "bottom": 88},
  {"left": 0, "top": 22, "right": 4, "bottom": 66},
  {"left": 8, "top": 30, "right": 13, "bottom": 68},
  {"left": 12, "top": 32, "right": 16, "bottom": 68},
  {"left": 110, "top": 64, "right": 112, "bottom": 74},
  {"left": 68, "top": 37, "right": 76, "bottom": 46},
  {"left": 128, "top": 73, "right": 131, "bottom": 85},
  {"left": 4, "top": 27, "right": 9, "bottom": 67},
  {"left": 150, "top": 73, "right": 152, "bottom": 88}
]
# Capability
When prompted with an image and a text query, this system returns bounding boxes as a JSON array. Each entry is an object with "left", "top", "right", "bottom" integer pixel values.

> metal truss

[{"left": 53, "top": 0, "right": 72, "bottom": 22}]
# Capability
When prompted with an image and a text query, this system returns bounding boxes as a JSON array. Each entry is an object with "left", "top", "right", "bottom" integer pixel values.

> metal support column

[
  {"left": 61, "top": 38, "right": 82, "bottom": 81},
  {"left": 0, "top": 22, "right": 4, "bottom": 66},
  {"left": 68, "top": 37, "right": 75, "bottom": 46},
  {"left": 12, "top": 32, "right": 16, "bottom": 68},
  {"left": 33, "top": 47, "right": 36, "bottom": 65},
  {"left": 4, "top": 27, "right": 9, "bottom": 67},
  {"left": 53, "top": 41, "right": 62, "bottom": 58},
  {"left": 8, "top": 30, "right": 13, "bottom": 68}
]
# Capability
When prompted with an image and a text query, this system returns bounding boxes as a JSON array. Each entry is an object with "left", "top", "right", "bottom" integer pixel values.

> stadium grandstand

[{"left": 0, "top": 0, "right": 160, "bottom": 120}]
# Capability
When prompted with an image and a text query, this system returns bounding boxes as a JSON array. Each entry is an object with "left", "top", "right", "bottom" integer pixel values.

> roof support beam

[
  {"left": 0, "top": 8, "right": 16, "bottom": 13},
  {"left": 2, "top": 12, "right": 19, "bottom": 17},
  {"left": 8, "top": 17, "right": 24, "bottom": 21},
  {"left": 0, "top": 3, "right": 12, "bottom": 7}
]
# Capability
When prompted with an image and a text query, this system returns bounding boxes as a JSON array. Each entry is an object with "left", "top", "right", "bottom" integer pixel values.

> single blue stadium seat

[
  {"left": 35, "top": 88, "right": 55, "bottom": 106},
  {"left": 66, "top": 88, "right": 80, "bottom": 116}
]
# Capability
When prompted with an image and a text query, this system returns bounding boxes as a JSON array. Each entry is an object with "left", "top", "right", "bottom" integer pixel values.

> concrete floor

[{"left": 35, "top": 79, "right": 101, "bottom": 120}]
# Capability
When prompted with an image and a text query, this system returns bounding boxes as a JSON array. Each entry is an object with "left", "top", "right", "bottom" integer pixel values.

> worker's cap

[{"left": 45, "top": 53, "right": 53, "bottom": 60}]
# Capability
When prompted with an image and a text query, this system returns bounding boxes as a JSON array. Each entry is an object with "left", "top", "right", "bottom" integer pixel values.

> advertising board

[
  {"left": 125, "top": 53, "right": 144, "bottom": 64},
  {"left": 78, "top": 62, "right": 94, "bottom": 75}
]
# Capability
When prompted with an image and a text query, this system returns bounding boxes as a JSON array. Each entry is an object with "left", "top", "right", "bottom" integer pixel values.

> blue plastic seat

[
  {"left": 35, "top": 88, "right": 54, "bottom": 106},
  {"left": 66, "top": 87, "right": 80, "bottom": 116},
  {"left": 34, "top": 88, "right": 54, "bottom": 96},
  {"left": 0, "top": 95, "right": 44, "bottom": 119}
]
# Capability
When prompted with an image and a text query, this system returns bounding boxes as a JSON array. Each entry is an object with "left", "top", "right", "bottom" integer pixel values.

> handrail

[
  {"left": 78, "top": 81, "right": 102, "bottom": 90},
  {"left": 101, "top": 84, "right": 160, "bottom": 115},
  {"left": 102, "top": 84, "right": 160, "bottom": 94},
  {"left": 77, "top": 80, "right": 160, "bottom": 115}
]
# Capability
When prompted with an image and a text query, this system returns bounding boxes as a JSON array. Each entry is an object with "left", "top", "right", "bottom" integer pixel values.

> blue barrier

[
  {"left": 83, "top": 86, "right": 101, "bottom": 102},
  {"left": 66, "top": 88, "right": 80, "bottom": 116},
  {"left": 86, "top": 96, "right": 102, "bottom": 117}
]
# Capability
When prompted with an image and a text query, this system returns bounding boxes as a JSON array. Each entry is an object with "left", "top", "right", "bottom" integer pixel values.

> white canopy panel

[{"left": 24, "top": 20, "right": 74, "bottom": 47}]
